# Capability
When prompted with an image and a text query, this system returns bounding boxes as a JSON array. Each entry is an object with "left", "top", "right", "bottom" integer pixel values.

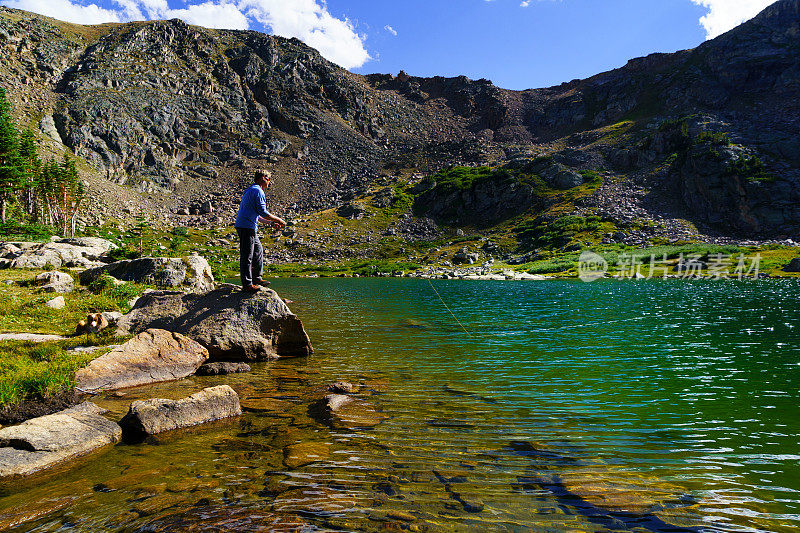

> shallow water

[{"left": 1, "top": 278, "right": 798, "bottom": 532}]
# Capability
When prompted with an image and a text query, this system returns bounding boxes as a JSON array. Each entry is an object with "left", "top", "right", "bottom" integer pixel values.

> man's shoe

[
  {"left": 242, "top": 284, "right": 260, "bottom": 293},
  {"left": 253, "top": 279, "right": 271, "bottom": 287}
]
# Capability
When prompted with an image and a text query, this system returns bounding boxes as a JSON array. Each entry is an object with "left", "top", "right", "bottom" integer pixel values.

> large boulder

[
  {"left": 784, "top": 258, "right": 800, "bottom": 272},
  {"left": 336, "top": 201, "right": 370, "bottom": 220},
  {"left": 35, "top": 270, "right": 75, "bottom": 293},
  {"left": 119, "top": 385, "right": 241, "bottom": 441},
  {"left": 115, "top": 284, "right": 313, "bottom": 361},
  {"left": 74, "top": 329, "right": 209, "bottom": 392},
  {"left": 0, "top": 237, "right": 115, "bottom": 269},
  {"left": 80, "top": 254, "right": 214, "bottom": 292},
  {"left": 0, "top": 402, "right": 121, "bottom": 478}
]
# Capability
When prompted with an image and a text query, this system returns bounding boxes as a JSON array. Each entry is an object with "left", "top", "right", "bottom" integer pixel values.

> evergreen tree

[
  {"left": 18, "top": 129, "right": 40, "bottom": 219},
  {"left": 0, "top": 88, "right": 20, "bottom": 223}
]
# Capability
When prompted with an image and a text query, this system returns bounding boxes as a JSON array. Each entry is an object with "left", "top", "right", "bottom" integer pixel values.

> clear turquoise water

[{"left": 1, "top": 278, "right": 798, "bottom": 532}]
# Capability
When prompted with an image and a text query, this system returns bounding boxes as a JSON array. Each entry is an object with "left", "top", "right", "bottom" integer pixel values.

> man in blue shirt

[{"left": 235, "top": 170, "right": 286, "bottom": 292}]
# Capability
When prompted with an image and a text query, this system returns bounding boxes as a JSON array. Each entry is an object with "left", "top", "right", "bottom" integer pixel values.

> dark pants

[{"left": 236, "top": 227, "right": 263, "bottom": 287}]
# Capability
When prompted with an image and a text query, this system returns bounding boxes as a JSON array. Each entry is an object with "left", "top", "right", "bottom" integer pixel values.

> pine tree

[
  {"left": 0, "top": 87, "right": 20, "bottom": 223},
  {"left": 18, "top": 129, "right": 40, "bottom": 220},
  {"left": 40, "top": 157, "right": 58, "bottom": 226}
]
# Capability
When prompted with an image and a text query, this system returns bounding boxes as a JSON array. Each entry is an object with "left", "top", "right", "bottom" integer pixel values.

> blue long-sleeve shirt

[{"left": 235, "top": 184, "right": 271, "bottom": 230}]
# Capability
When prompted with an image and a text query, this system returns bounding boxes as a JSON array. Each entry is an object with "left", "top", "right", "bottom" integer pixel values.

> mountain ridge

[{"left": 0, "top": 1, "right": 798, "bottom": 242}]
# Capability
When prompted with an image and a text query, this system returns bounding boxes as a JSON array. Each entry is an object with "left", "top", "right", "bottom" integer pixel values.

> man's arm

[
  {"left": 253, "top": 186, "right": 286, "bottom": 228},
  {"left": 259, "top": 213, "right": 286, "bottom": 228}
]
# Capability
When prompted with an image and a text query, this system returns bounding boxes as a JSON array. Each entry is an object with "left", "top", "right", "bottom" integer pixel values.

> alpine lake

[{"left": 0, "top": 278, "right": 798, "bottom": 532}]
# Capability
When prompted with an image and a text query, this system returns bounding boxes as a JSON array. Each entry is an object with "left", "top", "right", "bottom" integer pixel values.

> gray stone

[
  {"left": 371, "top": 187, "right": 396, "bottom": 208},
  {"left": 35, "top": 270, "right": 74, "bottom": 293},
  {"left": 784, "top": 258, "right": 800, "bottom": 272},
  {"left": 0, "top": 333, "right": 65, "bottom": 342},
  {"left": 115, "top": 284, "right": 313, "bottom": 361},
  {"left": 74, "top": 329, "right": 209, "bottom": 392},
  {"left": 119, "top": 385, "right": 241, "bottom": 440},
  {"left": 336, "top": 202, "right": 370, "bottom": 220},
  {"left": 196, "top": 362, "right": 251, "bottom": 376},
  {"left": 39, "top": 114, "right": 62, "bottom": 144},
  {"left": 453, "top": 247, "right": 480, "bottom": 265},
  {"left": 45, "top": 296, "right": 65, "bottom": 309},
  {"left": 0, "top": 402, "right": 121, "bottom": 478},
  {"left": 80, "top": 255, "right": 214, "bottom": 292},
  {"left": 2, "top": 238, "right": 115, "bottom": 269}
]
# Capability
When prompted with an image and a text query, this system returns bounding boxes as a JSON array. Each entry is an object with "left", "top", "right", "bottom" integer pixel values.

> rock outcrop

[
  {"left": 74, "top": 329, "right": 209, "bottom": 392},
  {"left": 115, "top": 284, "right": 313, "bottom": 361},
  {"left": 34, "top": 270, "right": 74, "bottom": 293},
  {"left": 119, "top": 385, "right": 241, "bottom": 441},
  {"left": 0, "top": 238, "right": 115, "bottom": 269},
  {"left": 0, "top": 402, "right": 121, "bottom": 478},
  {"left": 79, "top": 254, "right": 214, "bottom": 292}
]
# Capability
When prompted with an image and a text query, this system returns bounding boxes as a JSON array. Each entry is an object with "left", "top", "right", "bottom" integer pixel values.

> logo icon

[{"left": 578, "top": 250, "right": 608, "bottom": 282}]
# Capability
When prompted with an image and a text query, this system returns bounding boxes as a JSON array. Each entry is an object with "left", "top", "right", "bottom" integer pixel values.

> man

[{"left": 235, "top": 169, "right": 286, "bottom": 292}]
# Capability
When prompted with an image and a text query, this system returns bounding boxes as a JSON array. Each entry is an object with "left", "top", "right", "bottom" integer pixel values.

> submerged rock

[
  {"left": 196, "top": 362, "right": 251, "bottom": 376},
  {"left": 80, "top": 254, "right": 214, "bottom": 292},
  {"left": 74, "top": 329, "right": 209, "bottom": 392},
  {"left": 283, "top": 441, "right": 330, "bottom": 468},
  {"left": 309, "top": 393, "right": 386, "bottom": 429},
  {"left": 0, "top": 402, "right": 121, "bottom": 478},
  {"left": 119, "top": 385, "right": 241, "bottom": 441},
  {"left": 271, "top": 486, "right": 355, "bottom": 515},
  {"left": 327, "top": 381, "right": 356, "bottom": 394},
  {"left": 115, "top": 284, "right": 313, "bottom": 361}
]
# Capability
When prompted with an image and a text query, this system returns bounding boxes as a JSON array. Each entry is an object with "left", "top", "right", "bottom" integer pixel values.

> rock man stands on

[{"left": 235, "top": 170, "right": 286, "bottom": 292}]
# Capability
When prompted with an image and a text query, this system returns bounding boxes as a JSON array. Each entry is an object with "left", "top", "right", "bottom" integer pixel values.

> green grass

[
  {"left": 526, "top": 255, "right": 579, "bottom": 275},
  {"left": 0, "top": 334, "right": 125, "bottom": 408},
  {"left": 0, "top": 269, "right": 149, "bottom": 335},
  {"left": 515, "top": 215, "right": 604, "bottom": 249}
]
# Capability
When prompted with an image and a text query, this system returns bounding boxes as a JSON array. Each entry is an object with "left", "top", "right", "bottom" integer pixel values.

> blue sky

[{"left": 0, "top": 0, "right": 780, "bottom": 90}]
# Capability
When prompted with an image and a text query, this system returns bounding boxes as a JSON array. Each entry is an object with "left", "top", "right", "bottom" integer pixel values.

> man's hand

[{"left": 259, "top": 214, "right": 286, "bottom": 229}]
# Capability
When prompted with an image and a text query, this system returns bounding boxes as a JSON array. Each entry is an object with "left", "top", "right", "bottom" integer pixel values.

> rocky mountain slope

[{"left": 0, "top": 0, "right": 798, "bottom": 242}]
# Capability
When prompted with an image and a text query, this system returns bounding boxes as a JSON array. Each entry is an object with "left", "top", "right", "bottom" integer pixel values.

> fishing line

[
  {"left": 428, "top": 279, "right": 473, "bottom": 338},
  {"left": 426, "top": 279, "right": 647, "bottom": 338},
  {"left": 528, "top": 315, "right": 647, "bottom": 333}
]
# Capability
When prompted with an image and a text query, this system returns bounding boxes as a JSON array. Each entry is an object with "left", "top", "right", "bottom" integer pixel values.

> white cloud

[
  {"left": 520, "top": 1, "right": 530, "bottom": 7},
  {"left": 2, "top": 0, "right": 122, "bottom": 24},
  {"left": 0, "top": 0, "right": 369, "bottom": 68},
  {"left": 691, "top": 0, "right": 779, "bottom": 39},
  {"left": 384, "top": 24, "right": 397, "bottom": 36},
  {"left": 168, "top": 2, "right": 249, "bottom": 29},
  {"left": 238, "top": 0, "right": 370, "bottom": 68}
]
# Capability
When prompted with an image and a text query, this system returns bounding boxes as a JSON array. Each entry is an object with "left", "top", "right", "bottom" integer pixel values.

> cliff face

[{"left": 0, "top": 0, "right": 798, "bottom": 237}]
